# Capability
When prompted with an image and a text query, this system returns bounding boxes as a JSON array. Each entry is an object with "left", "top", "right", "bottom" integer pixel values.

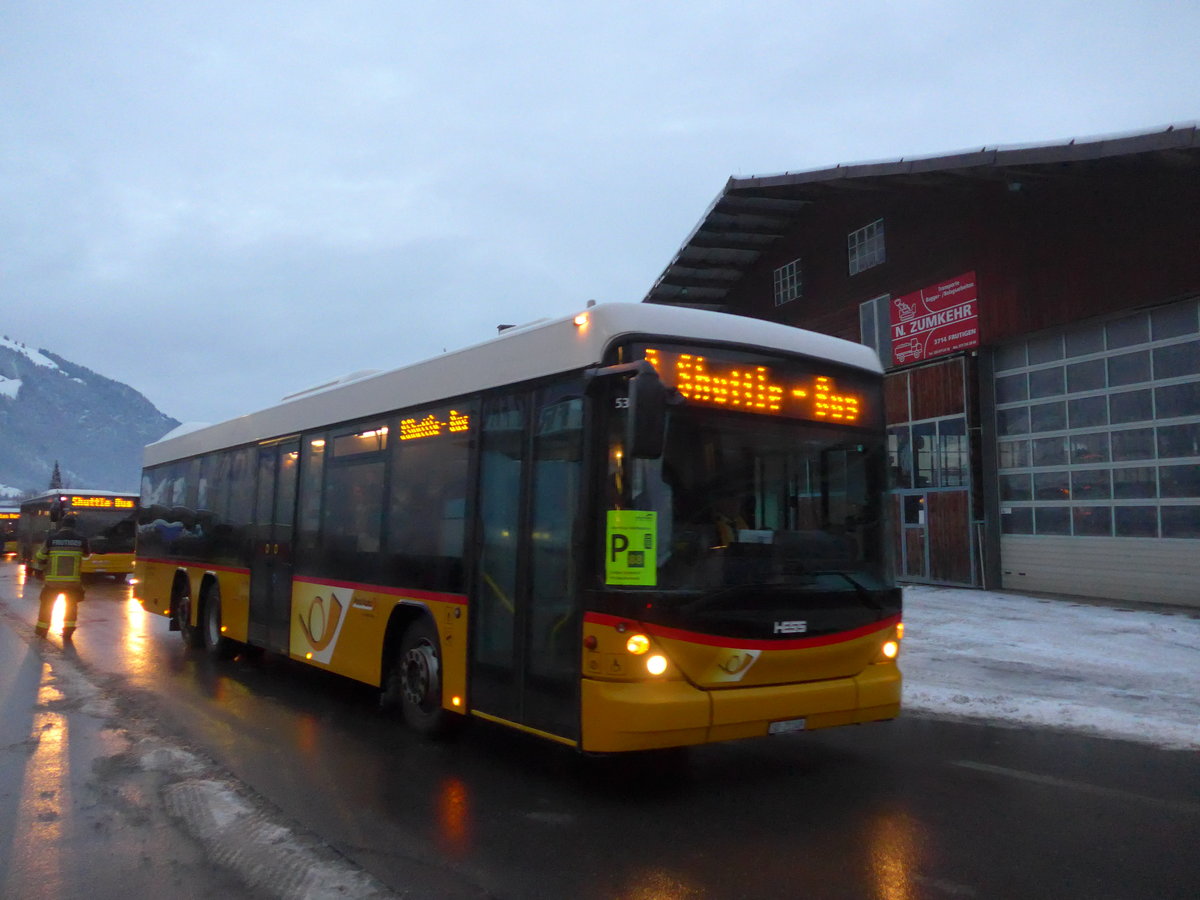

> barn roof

[{"left": 644, "top": 124, "right": 1200, "bottom": 308}]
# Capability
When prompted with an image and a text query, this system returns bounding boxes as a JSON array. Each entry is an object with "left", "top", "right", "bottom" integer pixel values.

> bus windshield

[{"left": 609, "top": 404, "right": 895, "bottom": 639}]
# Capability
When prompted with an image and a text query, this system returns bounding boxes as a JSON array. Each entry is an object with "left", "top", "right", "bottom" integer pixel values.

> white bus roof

[{"left": 145, "top": 302, "right": 882, "bottom": 467}]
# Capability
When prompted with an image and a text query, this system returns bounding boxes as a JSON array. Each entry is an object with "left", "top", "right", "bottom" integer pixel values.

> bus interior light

[{"left": 646, "top": 655, "right": 668, "bottom": 676}]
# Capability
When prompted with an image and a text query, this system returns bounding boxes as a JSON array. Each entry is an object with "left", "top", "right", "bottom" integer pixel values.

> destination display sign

[
  {"left": 642, "top": 347, "right": 872, "bottom": 425},
  {"left": 399, "top": 408, "right": 471, "bottom": 441},
  {"left": 68, "top": 495, "right": 136, "bottom": 509},
  {"left": 890, "top": 272, "right": 979, "bottom": 366}
]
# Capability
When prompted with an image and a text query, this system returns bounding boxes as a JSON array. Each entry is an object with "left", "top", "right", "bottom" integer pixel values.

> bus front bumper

[{"left": 580, "top": 663, "right": 901, "bottom": 753}]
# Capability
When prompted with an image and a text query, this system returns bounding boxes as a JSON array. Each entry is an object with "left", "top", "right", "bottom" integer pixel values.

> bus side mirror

[
  {"left": 627, "top": 367, "right": 670, "bottom": 459},
  {"left": 586, "top": 359, "right": 680, "bottom": 459}
]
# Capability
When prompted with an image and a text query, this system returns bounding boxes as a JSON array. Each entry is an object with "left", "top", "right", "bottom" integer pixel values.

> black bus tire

[
  {"left": 201, "top": 583, "right": 237, "bottom": 659},
  {"left": 391, "top": 617, "right": 456, "bottom": 738},
  {"left": 175, "top": 580, "right": 203, "bottom": 649}
]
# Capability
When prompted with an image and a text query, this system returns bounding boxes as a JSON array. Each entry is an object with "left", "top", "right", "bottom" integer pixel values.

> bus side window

[
  {"left": 296, "top": 434, "right": 326, "bottom": 556},
  {"left": 529, "top": 394, "right": 584, "bottom": 678},
  {"left": 385, "top": 405, "right": 474, "bottom": 593}
]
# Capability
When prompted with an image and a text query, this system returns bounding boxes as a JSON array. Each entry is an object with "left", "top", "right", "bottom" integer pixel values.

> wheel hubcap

[{"left": 402, "top": 641, "right": 439, "bottom": 709}]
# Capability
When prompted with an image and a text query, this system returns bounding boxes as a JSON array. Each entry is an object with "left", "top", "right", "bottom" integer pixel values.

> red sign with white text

[{"left": 890, "top": 272, "right": 979, "bottom": 366}]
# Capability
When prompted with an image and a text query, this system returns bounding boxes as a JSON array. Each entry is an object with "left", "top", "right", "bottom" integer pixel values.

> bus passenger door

[
  {"left": 470, "top": 385, "right": 584, "bottom": 742},
  {"left": 249, "top": 439, "right": 299, "bottom": 652}
]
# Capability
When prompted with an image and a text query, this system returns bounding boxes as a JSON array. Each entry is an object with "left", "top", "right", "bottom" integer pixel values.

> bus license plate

[{"left": 768, "top": 718, "right": 806, "bottom": 735}]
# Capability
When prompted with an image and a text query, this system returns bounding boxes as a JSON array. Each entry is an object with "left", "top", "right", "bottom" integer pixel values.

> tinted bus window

[
  {"left": 321, "top": 422, "right": 388, "bottom": 581},
  {"left": 297, "top": 433, "right": 327, "bottom": 555},
  {"left": 385, "top": 403, "right": 475, "bottom": 593}
]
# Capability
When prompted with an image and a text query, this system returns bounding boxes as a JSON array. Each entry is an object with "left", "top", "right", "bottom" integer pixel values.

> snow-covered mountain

[{"left": 0, "top": 334, "right": 179, "bottom": 496}]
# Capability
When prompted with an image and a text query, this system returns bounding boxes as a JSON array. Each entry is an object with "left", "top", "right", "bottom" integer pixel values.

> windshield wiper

[
  {"left": 675, "top": 582, "right": 793, "bottom": 613},
  {"left": 815, "top": 571, "right": 886, "bottom": 612}
]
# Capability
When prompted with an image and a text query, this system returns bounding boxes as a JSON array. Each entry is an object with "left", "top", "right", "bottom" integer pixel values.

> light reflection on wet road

[{"left": 2, "top": 558, "right": 1197, "bottom": 900}]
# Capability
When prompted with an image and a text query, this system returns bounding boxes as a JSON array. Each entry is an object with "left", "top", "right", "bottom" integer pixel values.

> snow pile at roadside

[{"left": 900, "top": 585, "right": 1200, "bottom": 751}]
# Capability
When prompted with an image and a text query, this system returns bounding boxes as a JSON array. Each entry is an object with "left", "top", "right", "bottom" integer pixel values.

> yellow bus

[
  {"left": 1, "top": 506, "right": 18, "bottom": 554},
  {"left": 134, "top": 303, "right": 901, "bottom": 752},
  {"left": 18, "top": 490, "right": 140, "bottom": 578}
]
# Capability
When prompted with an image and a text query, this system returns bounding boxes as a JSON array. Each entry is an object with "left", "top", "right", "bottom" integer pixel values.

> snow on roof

[
  {"left": 155, "top": 422, "right": 215, "bottom": 443},
  {"left": 145, "top": 302, "right": 882, "bottom": 466}
]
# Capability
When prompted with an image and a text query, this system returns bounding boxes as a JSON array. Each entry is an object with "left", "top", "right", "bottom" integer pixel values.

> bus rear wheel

[
  {"left": 201, "top": 584, "right": 237, "bottom": 659},
  {"left": 175, "top": 580, "right": 203, "bottom": 649},
  {"left": 390, "top": 618, "right": 455, "bottom": 738}
]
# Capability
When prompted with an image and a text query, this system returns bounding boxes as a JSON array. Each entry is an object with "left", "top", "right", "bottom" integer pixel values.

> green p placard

[{"left": 606, "top": 510, "right": 658, "bottom": 586}]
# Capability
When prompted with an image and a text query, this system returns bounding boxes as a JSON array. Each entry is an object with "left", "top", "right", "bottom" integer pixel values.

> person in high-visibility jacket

[{"left": 34, "top": 514, "right": 91, "bottom": 639}]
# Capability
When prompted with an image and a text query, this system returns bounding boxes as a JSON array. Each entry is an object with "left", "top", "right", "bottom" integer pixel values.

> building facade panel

[
  {"left": 909, "top": 358, "right": 967, "bottom": 421},
  {"left": 1001, "top": 535, "right": 1200, "bottom": 606},
  {"left": 928, "top": 490, "right": 974, "bottom": 585},
  {"left": 645, "top": 126, "right": 1200, "bottom": 607}
]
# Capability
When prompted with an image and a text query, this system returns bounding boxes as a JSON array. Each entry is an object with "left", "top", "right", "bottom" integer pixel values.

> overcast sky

[{"left": 3, "top": 1, "right": 1198, "bottom": 425}]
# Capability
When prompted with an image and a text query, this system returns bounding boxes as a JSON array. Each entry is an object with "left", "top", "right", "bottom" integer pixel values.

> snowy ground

[{"left": 900, "top": 584, "right": 1200, "bottom": 751}]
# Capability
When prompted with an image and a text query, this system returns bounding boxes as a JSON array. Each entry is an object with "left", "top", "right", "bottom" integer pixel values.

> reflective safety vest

[{"left": 35, "top": 528, "right": 91, "bottom": 584}]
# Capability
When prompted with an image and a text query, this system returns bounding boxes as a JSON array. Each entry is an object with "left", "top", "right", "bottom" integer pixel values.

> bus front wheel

[{"left": 391, "top": 618, "right": 455, "bottom": 738}]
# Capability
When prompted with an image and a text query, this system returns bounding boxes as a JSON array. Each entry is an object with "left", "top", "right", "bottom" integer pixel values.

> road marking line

[{"left": 952, "top": 760, "right": 1200, "bottom": 815}]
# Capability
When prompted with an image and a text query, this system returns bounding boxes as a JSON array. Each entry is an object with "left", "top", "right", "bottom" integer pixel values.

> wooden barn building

[{"left": 644, "top": 124, "right": 1200, "bottom": 608}]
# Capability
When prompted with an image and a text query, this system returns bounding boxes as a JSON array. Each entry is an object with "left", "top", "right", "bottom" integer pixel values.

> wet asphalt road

[{"left": 1, "top": 559, "right": 1197, "bottom": 900}]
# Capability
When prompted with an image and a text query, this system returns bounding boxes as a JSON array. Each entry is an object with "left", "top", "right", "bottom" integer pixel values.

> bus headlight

[
  {"left": 881, "top": 640, "right": 899, "bottom": 660},
  {"left": 626, "top": 633, "right": 650, "bottom": 655},
  {"left": 646, "top": 654, "right": 668, "bottom": 676}
]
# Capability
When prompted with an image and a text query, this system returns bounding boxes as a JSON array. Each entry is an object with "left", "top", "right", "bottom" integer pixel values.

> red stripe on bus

[
  {"left": 138, "top": 558, "right": 250, "bottom": 575},
  {"left": 293, "top": 576, "right": 466, "bottom": 606},
  {"left": 136, "top": 564, "right": 463, "bottom": 607},
  {"left": 584, "top": 610, "right": 901, "bottom": 651},
  {"left": 136, "top": 560, "right": 467, "bottom": 606}
]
